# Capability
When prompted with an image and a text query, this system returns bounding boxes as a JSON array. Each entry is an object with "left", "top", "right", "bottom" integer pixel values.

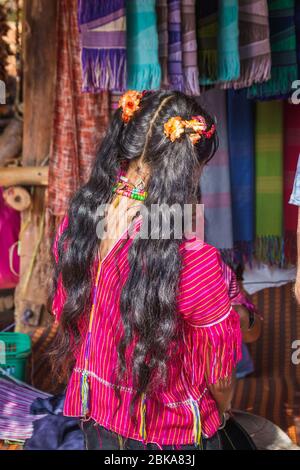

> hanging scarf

[
  {"left": 197, "top": 0, "right": 240, "bottom": 85},
  {"left": 181, "top": 0, "right": 200, "bottom": 95},
  {"left": 167, "top": 0, "right": 184, "bottom": 91},
  {"left": 196, "top": 1, "right": 218, "bottom": 84},
  {"left": 48, "top": 0, "right": 110, "bottom": 219},
  {"left": 127, "top": 0, "right": 161, "bottom": 90},
  {"left": 227, "top": 90, "right": 255, "bottom": 265},
  {"left": 227, "top": 0, "right": 271, "bottom": 89},
  {"left": 217, "top": 0, "right": 240, "bottom": 83},
  {"left": 283, "top": 101, "right": 300, "bottom": 264},
  {"left": 156, "top": 0, "right": 169, "bottom": 88},
  {"left": 199, "top": 90, "right": 234, "bottom": 261},
  {"left": 255, "top": 101, "right": 283, "bottom": 265},
  {"left": 248, "top": 0, "right": 298, "bottom": 100},
  {"left": 78, "top": 0, "right": 126, "bottom": 92}
]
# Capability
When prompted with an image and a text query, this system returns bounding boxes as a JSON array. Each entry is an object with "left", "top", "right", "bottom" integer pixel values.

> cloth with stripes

[{"left": 51, "top": 215, "right": 256, "bottom": 446}]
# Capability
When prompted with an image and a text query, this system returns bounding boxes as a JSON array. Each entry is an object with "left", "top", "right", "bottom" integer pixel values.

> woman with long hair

[{"left": 50, "top": 90, "right": 261, "bottom": 450}]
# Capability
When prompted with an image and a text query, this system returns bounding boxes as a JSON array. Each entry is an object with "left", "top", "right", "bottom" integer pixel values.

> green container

[{"left": 0, "top": 332, "right": 31, "bottom": 380}]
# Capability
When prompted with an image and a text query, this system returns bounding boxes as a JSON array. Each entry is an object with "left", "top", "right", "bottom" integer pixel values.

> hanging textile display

[
  {"left": 248, "top": 0, "right": 298, "bottom": 100},
  {"left": 167, "top": 0, "right": 184, "bottom": 91},
  {"left": 48, "top": 0, "right": 110, "bottom": 219},
  {"left": 227, "top": 90, "right": 255, "bottom": 265},
  {"left": 283, "top": 101, "right": 300, "bottom": 264},
  {"left": 127, "top": 0, "right": 161, "bottom": 90},
  {"left": 295, "top": 0, "right": 300, "bottom": 75},
  {"left": 228, "top": 0, "right": 271, "bottom": 89},
  {"left": 156, "top": 0, "right": 169, "bottom": 88},
  {"left": 199, "top": 90, "right": 234, "bottom": 260},
  {"left": 181, "top": 0, "right": 200, "bottom": 95},
  {"left": 196, "top": 1, "right": 219, "bottom": 84},
  {"left": 217, "top": 0, "right": 240, "bottom": 83},
  {"left": 78, "top": 0, "right": 126, "bottom": 92},
  {"left": 197, "top": 0, "right": 240, "bottom": 85},
  {"left": 255, "top": 101, "right": 283, "bottom": 264}
]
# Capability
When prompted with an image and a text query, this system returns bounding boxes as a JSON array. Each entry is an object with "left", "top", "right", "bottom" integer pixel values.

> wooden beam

[
  {"left": 0, "top": 166, "right": 48, "bottom": 186},
  {"left": 15, "top": 0, "right": 58, "bottom": 333}
]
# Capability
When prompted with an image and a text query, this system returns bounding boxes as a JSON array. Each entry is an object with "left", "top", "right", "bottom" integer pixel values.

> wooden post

[{"left": 14, "top": 0, "right": 58, "bottom": 332}]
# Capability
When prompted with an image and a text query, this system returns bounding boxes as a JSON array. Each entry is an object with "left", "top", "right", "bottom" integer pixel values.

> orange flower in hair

[
  {"left": 164, "top": 116, "right": 185, "bottom": 142},
  {"left": 184, "top": 116, "right": 207, "bottom": 144},
  {"left": 118, "top": 90, "right": 143, "bottom": 123}
]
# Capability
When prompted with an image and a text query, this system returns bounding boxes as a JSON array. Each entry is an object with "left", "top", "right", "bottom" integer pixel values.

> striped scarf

[
  {"left": 167, "top": 0, "right": 184, "bottom": 91},
  {"left": 196, "top": 0, "right": 218, "bottom": 84},
  {"left": 199, "top": 89, "right": 234, "bottom": 260},
  {"left": 227, "top": 90, "right": 255, "bottom": 265},
  {"left": 197, "top": 0, "right": 240, "bottom": 85},
  {"left": 229, "top": 0, "right": 271, "bottom": 89},
  {"left": 181, "top": 0, "right": 200, "bottom": 95},
  {"left": 255, "top": 101, "right": 283, "bottom": 265},
  {"left": 283, "top": 102, "right": 300, "bottom": 264},
  {"left": 248, "top": 0, "right": 298, "bottom": 100},
  {"left": 78, "top": 0, "right": 126, "bottom": 92},
  {"left": 127, "top": 0, "right": 161, "bottom": 90}
]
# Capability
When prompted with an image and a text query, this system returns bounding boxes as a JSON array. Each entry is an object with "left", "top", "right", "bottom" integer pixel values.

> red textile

[{"left": 48, "top": 0, "right": 110, "bottom": 218}]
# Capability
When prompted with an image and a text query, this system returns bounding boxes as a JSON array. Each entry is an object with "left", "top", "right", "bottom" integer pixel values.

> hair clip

[
  {"left": 164, "top": 115, "right": 216, "bottom": 144},
  {"left": 118, "top": 90, "right": 152, "bottom": 123}
]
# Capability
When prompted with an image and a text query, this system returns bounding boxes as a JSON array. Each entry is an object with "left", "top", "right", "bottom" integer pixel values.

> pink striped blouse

[{"left": 52, "top": 216, "right": 248, "bottom": 447}]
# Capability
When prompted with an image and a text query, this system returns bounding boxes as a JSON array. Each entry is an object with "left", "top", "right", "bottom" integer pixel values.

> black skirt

[{"left": 80, "top": 417, "right": 257, "bottom": 450}]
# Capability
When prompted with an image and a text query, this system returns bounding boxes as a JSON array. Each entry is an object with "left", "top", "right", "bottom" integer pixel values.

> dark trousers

[{"left": 80, "top": 418, "right": 256, "bottom": 450}]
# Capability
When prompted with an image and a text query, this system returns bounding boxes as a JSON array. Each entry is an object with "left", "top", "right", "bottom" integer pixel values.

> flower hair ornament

[
  {"left": 118, "top": 90, "right": 145, "bottom": 123},
  {"left": 164, "top": 116, "right": 216, "bottom": 145}
]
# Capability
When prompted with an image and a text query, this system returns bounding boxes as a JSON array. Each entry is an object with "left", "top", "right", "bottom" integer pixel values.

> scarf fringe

[
  {"left": 220, "top": 53, "right": 271, "bottom": 89},
  {"left": 247, "top": 65, "right": 298, "bottom": 99},
  {"left": 184, "top": 66, "right": 200, "bottom": 95},
  {"left": 81, "top": 49, "right": 127, "bottom": 92},
  {"left": 218, "top": 53, "right": 240, "bottom": 83},
  {"left": 255, "top": 236, "right": 285, "bottom": 267},
  {"left": 127, "top": 63, "right": 161, "bottom": 91},
  {"left": 198, "top": 50, "right": 218, "bottom": 84},
  {"left": 284, "top": 231, "right": 297, "bottom": 266}
]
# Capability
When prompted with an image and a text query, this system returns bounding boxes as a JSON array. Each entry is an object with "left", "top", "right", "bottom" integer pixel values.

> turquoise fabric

[{"left": 126, "top": 0, "right": 161, "bottom": 90}]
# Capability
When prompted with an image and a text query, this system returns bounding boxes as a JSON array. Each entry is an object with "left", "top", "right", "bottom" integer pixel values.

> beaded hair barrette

[{"left": 118, "top": 90, "right": 216, "bottom": 145}]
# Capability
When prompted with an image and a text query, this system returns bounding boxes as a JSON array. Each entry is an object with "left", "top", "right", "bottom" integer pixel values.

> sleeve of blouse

[
  {"left": 220, "top": 260, "right": 258, "bottom": 315},
  {"left": 51, "top": 216, "right": 68, "bottom": 322},
  {"left": 178, "top": 243, "right": 242, "bottom": 385}
]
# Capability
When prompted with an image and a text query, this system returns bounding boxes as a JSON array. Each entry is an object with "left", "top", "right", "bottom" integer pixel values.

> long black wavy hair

[{"left": 50, "top": 90, "right": 218, "bottom": 411}]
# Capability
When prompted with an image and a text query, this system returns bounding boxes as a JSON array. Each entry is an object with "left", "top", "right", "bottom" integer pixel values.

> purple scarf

[{"left": 78, "top": 0, "right": 126, "bottom": 92}]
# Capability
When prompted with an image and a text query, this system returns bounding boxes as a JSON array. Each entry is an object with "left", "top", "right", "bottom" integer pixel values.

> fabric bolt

[
  {"left": 47, "top": 0, "right": 110, "bottom": 219},
  {"left": 127, "top": 0, "right": 161, "bottom": 90},
  {"left": 248, "top": 0, "right": 298, "bottom": 100},
  {"left": 52, "top": 215, "right": 246, "bottom": 446},
  {"left": 199, "top": 90, "right": 234, "bottom": 259},
  {"left": 156, "top": 0, "right": 169, "bottom": 88},
  {"left": 283, "top": 102, "right": 300, "bottom": 264},
  {"left": 78, "top": 0, "right": 126, "bottom": 92},
  {"left": 255, "top": 101, "right": 284, "bottom": 265},
  {"left": 227, "top": 89, "right": 255, "bottom": 265},
  {"left": 181, "top": 0, "right": 200, "bottom": 95},
  {"left": 167, "top": 0, "right": 184, "bottom": 91},
  {"left": 0, "top": 376, "right": 50, "bottom": 442},
  {"left": 226, "top": 0, "right": 271, "bottom": 89}
]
